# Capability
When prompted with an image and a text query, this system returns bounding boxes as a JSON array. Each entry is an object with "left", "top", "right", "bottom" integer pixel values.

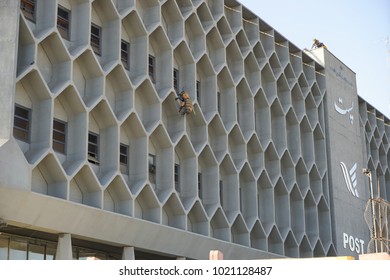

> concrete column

[
  {"left": 0, "top": 0, "right": 19, "bottom": 147},
  {"left": 55, "top": 233, "right": 73, "bottom": 260},
  {"left": 0, "top": 2, "right": 30, "bottom": 189},
  {"left": 122, "top": 246, "right": 135, "bottom": 260}
]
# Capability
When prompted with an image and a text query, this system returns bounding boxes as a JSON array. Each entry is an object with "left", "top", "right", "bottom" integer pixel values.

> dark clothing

[{"left": 312, "top": 40, "right": 327, "bottom": 49}]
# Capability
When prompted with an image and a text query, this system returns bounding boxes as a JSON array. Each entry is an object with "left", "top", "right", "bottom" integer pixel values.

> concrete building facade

[{"left": 0, "top": 0, "right": 389, "bottom": 260}]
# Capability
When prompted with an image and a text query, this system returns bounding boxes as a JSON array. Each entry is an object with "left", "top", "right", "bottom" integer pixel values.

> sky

[{"left": 238, "top": 0, "right": 390, "bottom": 118}]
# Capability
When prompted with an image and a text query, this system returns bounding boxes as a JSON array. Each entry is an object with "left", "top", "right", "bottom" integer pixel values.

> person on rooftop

[{"left": 312, "top": 38, "right": 327, "bottom": 49}]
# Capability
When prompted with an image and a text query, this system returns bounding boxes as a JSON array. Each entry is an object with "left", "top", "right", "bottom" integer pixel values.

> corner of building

[{"left": 0, "top": 1, "right": 19, "bottom": 148}]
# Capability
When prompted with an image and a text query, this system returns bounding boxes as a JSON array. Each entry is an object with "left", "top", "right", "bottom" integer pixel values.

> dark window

[
  {"left": 20, "top": 0, "right": 35, "bottom": 22},
  {"left": 219, "top": 180, "right": 223, "bottom": 207},
  {"left": 120, "top": 143, "right": 129, "bottom": 174},
  {"left": 198, "top": 172, "right": 202, "bottom": 199},
  {"left": 217, "top": 91, "right": 221, "bottom": 114},
  {"left": 196, "top": 80, "right": 201, "bottom": 105},
  {"left": 173, "top": 68, "right": 179, "bottom": 93},
  {"left": 148, "top": 154, "right": 156, "bottom": 184},
  {"left": 91, "top": 24, "right": 101, "bottom": 55},
  {"left": 148, "top": 55, "right": 155, "bottom": 83},
  {"left": 121, "top": 40, "right": 130, "bottom": 69},
  {"left": 236, "top": 100, "right": 239, "bottom": 123},
  {"left": 57, "top": 6, "right": 70, "bottom": 40},
  {"left": 88, "top": 132, "right": 99, "bottom": 164},
  {"left": 174, "top": 164, "right": 180, "bottom": 193},
  {"left": 13, "top": 105, "right": 31, "bottom": 143},
  {"left": 53, "top": 119, "right": 67, "bottom": 154},
  {"left": 239, "top": 187, "right": 243, "bottom": 212}
]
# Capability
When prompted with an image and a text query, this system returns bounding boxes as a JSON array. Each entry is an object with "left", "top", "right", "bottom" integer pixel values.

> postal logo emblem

[{"left": 340, "top": 162, "right": 359, "bottom": 198}]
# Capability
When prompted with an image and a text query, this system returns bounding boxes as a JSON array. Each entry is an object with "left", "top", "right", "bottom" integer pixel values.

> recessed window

[
  {"left": 13, "top": 105, "right": 31, "bottom": 143},
  {"left": 198, "top": 172, "right": 202, "bottom": 200},
  {"left": 57, "top": 6, "right": 70, "bottom": 40},
  {"left": 148, "top": 154, "right": 156, "bottom": 184},
  {"left": 20, "top": 0, "right": 35, "bottom": 22},
  {"left": 236, "top": 100, "right": 239, "bottom": 123},
  {"left": 121, "top": 40, "right": 130, "bottom": 70},
  {"left": 91, "top": 24, "right": 101, "bottom": 55},
  {"left": 53, "top": 119, "right": 67, "bottom": 154},
  {"left": 196, "top": 80, "right": 201, "bottom": 105},
  {"left": 174, "top": 164, "right": 180, "bottom": 193},
  {"left": 120, "top": 143, "right": 129, "bottom": 174},
  {"left": 173, "top": 68, "right": 179, "bottom": 93},
  {"left": 219, "top": 180, "right": 223, "bottom": 207},
  {"left": 148, "top": 55, "right": 155, "bottom": 83},
  {"left": 239, "top": 187, "right": 243, "bottom": 212},
  {"left": 217, "top": 91, "right": 221, "bottom": 114},
  {"left": 88, "top": 132, "right": 99, "bottom": 165}
]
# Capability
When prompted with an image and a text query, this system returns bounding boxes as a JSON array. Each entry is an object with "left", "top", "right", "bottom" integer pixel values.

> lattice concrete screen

[
  {"left": 3, "top": 0, "right": 389, "bottom": 259},
  {"left": 359, "top": 99, "right": 390, "bottom": 202},
  {"left": 11, "top": 0, "right": 333, "bottom": 258}
]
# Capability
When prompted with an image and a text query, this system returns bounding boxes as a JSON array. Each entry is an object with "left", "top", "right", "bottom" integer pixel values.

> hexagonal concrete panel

[{"left": 6, "top": 0, "right": 346, "bottom": 260}]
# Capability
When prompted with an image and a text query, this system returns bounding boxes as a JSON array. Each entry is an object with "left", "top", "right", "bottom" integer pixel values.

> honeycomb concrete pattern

[
  {"left": 14, "top": 0, "right": 335, "bottom": 257},
  {"left": 359, "top": 98, "right": 390, "bottom": 201}
]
